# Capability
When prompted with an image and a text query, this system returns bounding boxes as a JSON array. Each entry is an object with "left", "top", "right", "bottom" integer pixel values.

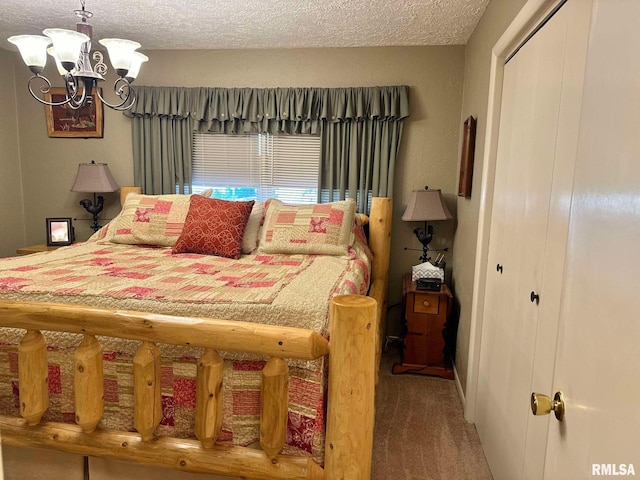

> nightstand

[
  {"left": 16, "top": 244, "right": 66, "bottom": 255},
  {"left": 392, "top": 273, "right": 454, "bottom": 379}
]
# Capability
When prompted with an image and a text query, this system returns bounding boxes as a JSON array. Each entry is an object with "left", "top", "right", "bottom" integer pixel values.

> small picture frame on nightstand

[{"left": 46, "top": 218, "right": 75, "bottom": 246}]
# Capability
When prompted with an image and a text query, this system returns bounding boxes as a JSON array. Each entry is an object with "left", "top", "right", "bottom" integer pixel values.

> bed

[{"left": 0, "top": 193, "right": 392, "bottom": 479}]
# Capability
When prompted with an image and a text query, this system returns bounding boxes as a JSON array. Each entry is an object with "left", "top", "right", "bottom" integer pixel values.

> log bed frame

[{"left": 0, "top": 196, "right": 392, "bottom": 480}]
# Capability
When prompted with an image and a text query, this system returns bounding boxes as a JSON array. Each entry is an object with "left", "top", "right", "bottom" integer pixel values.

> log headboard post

[
  {"left": 368, "top": 197, "right": 393, "bottom": 289},
  {"left": 120, "top": 186, "right": 142, "bottom": 206},
  {"left": 367, "top": 197, "right": 393, "bottom": 375}
]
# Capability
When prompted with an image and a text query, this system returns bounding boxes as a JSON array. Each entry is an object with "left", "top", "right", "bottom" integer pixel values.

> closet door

[
  {"left": 475, "top": 36, "right": 532, "bottom": 480},
  {"left": 475, "top": 4, "right": 577, "bottom": 479}
]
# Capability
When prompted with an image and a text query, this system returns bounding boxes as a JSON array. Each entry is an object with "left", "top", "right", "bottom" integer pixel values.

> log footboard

[
  {"left": 0, "top": 418, "right": 323, "bottom": 480},
  {"left": 0, "top": 294, "right": 376, "bottom": 479}
]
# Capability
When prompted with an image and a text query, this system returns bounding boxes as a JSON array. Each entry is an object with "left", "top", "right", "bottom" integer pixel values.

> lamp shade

[
  {"left": 71, "top": 161, "right": 119, "bottom": 193},
  {"left": 8, "top": 35, "right": 51, "bottom": 70},
  {"left": 125, "top": 52, "right": 148, "bottom": 82},
  {"left": 98, "top": 38, "right": 141, "bottom": 73},
  {"left": 42, "top": 28, "right": 89, "bottom": 69},
  {"left": 402, "top": 189, "right": 452, "bottom": 222},
  {"left": 47, "top": 46, "right": 74, "bottom": 76}
]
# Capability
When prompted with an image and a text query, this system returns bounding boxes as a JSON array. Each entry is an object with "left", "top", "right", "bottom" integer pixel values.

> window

[{"left": 191, "top": 132, "right": 321, "bottom": 204}]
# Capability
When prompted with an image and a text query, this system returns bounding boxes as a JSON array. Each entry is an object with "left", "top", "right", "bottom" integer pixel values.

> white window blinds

[{"left": 192, "top": 132, "right": 320, "bottom": 204}]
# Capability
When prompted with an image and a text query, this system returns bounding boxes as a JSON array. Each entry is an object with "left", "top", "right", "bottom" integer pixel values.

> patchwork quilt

[{"left": 0, "top": 234, "right": 370, "bottom": 463}]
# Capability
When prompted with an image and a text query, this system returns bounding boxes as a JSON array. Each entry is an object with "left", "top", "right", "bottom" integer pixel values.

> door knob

[
  {"left": 530, "top": 391, "right": 565, "bottom": 421},
  {"left": 530, "top": 291, "right": 540, "bottom": 304}
]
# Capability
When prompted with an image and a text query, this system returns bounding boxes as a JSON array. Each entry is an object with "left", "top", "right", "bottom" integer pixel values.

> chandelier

[{"left": 7, "top": 0, "right": 147, "bottom": 111}]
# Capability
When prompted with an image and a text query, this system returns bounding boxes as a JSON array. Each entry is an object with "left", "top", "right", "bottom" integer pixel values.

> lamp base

[
  {"left": 79, "top": 194, "right": 105, "bottom": 233},
  {"left": 413, "top": 222, "right": 434, "bottom": 263}
]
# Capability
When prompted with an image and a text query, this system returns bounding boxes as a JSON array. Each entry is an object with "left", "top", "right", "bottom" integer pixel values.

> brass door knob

[{"left": 531, "top": 391, "right": 565, "bottom": 421}]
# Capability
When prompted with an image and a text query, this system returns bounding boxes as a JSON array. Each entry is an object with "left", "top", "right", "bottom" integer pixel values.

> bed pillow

[
  {"left": 172, "top": 196, "right": 255, "bottom": 259},
  {"left": 111, "top": 193, "right": 200, "bottom": 247},
  {"left": 258, "top": 198, "right": 356, "bottom": 256},
  {"left": 241, "top": 201, "right": 265, "bottom": 254}
]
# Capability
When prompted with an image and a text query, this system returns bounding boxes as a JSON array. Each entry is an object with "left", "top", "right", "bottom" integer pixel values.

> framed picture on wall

[
  {"left": 44, "top": 88, "right": 104, "bottom": 138},
  {"left": 458, "top": 115, "right": 477, "bottom": 198},
  {"left": 46, "top": 218, "right": 75, "bottom": 246}
]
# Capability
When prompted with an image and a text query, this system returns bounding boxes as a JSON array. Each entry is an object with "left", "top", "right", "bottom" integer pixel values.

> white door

[
  {"left": 475, "top": 2, "right": 593, "bottom": 479},
  {"left": 541, "top": 1, "right": 640, "bottom": 477}
]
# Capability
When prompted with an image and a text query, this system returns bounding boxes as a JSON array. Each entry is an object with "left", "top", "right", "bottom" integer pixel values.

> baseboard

[{"left": 453, "top": 362, "right": 465, "bottom": 409}]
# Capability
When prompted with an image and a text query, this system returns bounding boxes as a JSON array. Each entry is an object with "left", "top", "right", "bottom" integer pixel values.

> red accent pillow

[{"left": 172, "top": 196, "right": 255, "bottom": 259}]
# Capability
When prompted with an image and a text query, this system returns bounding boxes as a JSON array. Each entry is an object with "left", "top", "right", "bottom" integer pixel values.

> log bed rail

[{"left": 0, "top": 197, "right": 392, "bottom": 480}]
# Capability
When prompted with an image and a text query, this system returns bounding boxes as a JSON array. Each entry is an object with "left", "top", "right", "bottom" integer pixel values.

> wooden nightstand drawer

[{"left": 413, "top": 292, "right": 440, "bottom": 315}]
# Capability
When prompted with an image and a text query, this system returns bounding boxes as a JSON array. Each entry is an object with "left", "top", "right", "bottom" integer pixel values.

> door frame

[{"left": 463, "top": 0, "right": 569, "bottom": 423}]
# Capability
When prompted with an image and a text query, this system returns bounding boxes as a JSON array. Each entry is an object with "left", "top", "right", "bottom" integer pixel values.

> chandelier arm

[
  {"left": 65, "top": 87, "right": 89, "bottom": 110},
  {"left": 109, "top": 88, "right": 137, "bottom": 111},
  {"left": 95, "top": 78, "right": 136, "bottom": 111},
  {"left": 124, "top": 88, "right": 137, "bottom": 109},
  {"left": 62, "top": 75, "right": 90, "bottom": 110},
  {"left": 27, "top": 75, "right": 76, "bottom": 107},
  {"left": 117, "top": 81, "right": 137, "bottom": 110},
  {"left": 64, "top": 73, "right": 79, "bottom": 99}
]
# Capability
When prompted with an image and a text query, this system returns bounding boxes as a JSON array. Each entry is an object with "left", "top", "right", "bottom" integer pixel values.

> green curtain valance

[
  {"left": 125, "top": 86, "right": 409, "bottom": 134},
  {"left": 128, "top": 84, "right": 409, "bottom": 209}
]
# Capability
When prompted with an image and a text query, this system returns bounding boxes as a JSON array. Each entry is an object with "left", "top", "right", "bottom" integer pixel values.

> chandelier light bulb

[{"left": 7, "top": 35, "right": 51, "bottom": 73}]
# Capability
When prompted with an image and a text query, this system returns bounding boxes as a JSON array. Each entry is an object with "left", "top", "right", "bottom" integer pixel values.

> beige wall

[
  {"left": 10, "top": 46, "right": 465, "bottom": 334},
  {"left": 0, "top": 48, "right": 25, "bottom": 257},
  {"left": 451, "top": 0, "right": 528, "bottom": 394}
]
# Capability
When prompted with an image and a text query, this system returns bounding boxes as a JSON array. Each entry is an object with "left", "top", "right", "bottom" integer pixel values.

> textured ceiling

[{"left": 1, "top": 0, "right": 490, "bottom": 51}]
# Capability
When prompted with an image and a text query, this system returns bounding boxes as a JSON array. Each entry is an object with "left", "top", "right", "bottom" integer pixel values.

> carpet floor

[{"left": 372, "top": 352, "right": 493, "bottom": 480}]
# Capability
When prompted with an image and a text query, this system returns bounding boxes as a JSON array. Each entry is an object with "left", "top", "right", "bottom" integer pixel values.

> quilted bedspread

[{"left": 0, "top": 234, "right": 370, "bottom": 463}]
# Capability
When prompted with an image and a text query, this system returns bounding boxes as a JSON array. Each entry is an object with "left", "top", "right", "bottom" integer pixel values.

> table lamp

[
  {"left": 402, "top": 187, "right": 452, "bottom": 263},
  {"left": 70, "top": 160, "right": 119, "bottom": 232}
]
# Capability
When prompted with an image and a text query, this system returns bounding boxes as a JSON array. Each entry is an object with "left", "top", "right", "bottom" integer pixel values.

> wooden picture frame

[
  {"left": 46, "top": 218, "right": 74, "bottom": 246},
  {"left": 44, "top": 88, "right": 103, "bottom": 138},
  {"left": 458, "top": 115, "right": 477, "bottom": 198}
]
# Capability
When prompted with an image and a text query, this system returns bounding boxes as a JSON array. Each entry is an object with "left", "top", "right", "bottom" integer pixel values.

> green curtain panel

[
  {"left": 131, "top": 115, "right": 193, "bottom": 195},
  {"left": 125, "top": 86, "right": 409, "bottom": 211}
]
